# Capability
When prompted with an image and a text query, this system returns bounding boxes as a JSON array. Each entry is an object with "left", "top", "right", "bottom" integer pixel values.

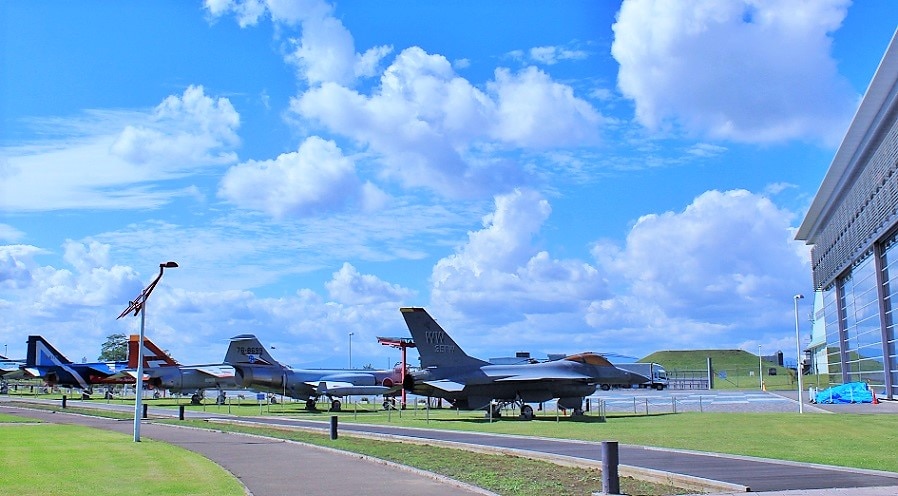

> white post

[
  {"left": 133, "top": 294, "right": 146, "bottom": 442},
  {"left": 794, "top": 294, "right": 805, "bottom": 414},
  {"left": 758, "top": 345, "right": 763, "bottom": 391},
  {"left": 348, "top": 332, "right": 354, "bottom": 369}
]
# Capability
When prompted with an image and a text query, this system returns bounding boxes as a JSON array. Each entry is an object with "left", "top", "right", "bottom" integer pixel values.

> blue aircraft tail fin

[
  {"left": 224, "top": 334, "right": 281, "bottom": 367},
  {"left": 399, "top": 307, "right": 488, "bottom": 369},
  {"left": 26, "top": 336, "right": 72, "bottom": 367}
]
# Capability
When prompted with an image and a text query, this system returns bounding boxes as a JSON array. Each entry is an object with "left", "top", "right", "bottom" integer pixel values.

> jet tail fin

[
  {"left": 26, "top": 335, "right": 72, "bottom": 367},
  {"left": 224, "top": 334, "right": 281, "bottom": 367},
  {"left": 400, "top": 307, "right": 488, "bottom": 369},
  {"left": 128, "top": 335, "right": 180, "bottom": 368}
]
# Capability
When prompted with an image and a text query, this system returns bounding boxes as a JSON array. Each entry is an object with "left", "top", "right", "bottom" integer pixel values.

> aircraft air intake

[{"left": 402, "top": 374, "right": 415, "bottom": 391}]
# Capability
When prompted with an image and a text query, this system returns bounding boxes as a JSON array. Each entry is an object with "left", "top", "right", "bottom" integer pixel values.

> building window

[
  {"left": 879, "top": 232, "right": 898, "bottom": 396},
  {"left": 823, "top": 283, "right": 842, "bottom": 381}
]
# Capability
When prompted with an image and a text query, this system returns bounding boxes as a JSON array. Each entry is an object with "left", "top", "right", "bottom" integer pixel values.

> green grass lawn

[{"left": 0, "top": 421, "right": 244, "bottom": 496}]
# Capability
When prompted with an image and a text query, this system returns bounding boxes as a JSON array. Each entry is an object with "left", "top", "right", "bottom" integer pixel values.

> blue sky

[{"left": 2, "top": 0, "right": 897, "bottom": 368}]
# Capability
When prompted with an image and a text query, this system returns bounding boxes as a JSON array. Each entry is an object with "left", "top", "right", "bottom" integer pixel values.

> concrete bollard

[
  {"left": 330, "top": 415, "right": 338, "bottom": 440},
  {"left": 61, "top": 395, "right": 67, "bottom": 409},
  {"left": 601, "top": 441, "right": 620, "bottom": 495},
  {"left": 142, "top": 403, "right": 148, "bottom": 419},
  {"left": 179, "top": 405, "right": 185, "bottom": 420}
]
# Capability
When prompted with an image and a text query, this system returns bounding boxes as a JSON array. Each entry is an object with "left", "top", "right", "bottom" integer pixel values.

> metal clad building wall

[{"left": 811, "top": 117, "right": 898, "bottom": 289}]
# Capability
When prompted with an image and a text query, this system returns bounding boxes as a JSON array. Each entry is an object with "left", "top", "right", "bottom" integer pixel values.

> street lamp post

[
  {"left": 117, "top": 261, "right": 178, "bottom": 442},
  {"left": 794, "top": 294, "right": 805, "bottom": 414},
  {"left": 348, "top": 332, "right": 354, "bottom": 369}
]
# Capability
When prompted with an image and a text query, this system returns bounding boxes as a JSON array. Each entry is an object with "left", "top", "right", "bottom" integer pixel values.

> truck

[{"left": 600, "top": 362, "right": 668, "bottom": 390}]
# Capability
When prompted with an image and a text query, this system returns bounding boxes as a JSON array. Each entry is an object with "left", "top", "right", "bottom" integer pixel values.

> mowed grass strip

[
  {"left": 0, "top": 412, "right": 41, "bottom": 423},
  {"left": 0, "top": 422, "right": 244, "bottom": 496}
]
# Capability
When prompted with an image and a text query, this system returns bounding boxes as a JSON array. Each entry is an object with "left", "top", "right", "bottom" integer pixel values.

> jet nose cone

[{"left": 630, "top": 372, "right": 650, "bottom": 385}]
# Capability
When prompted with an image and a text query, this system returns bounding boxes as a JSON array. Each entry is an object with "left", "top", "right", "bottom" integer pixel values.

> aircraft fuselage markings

[
  {"left": 424, "top": 331, "right": 458, "bottom": 353},
  {"left": 237, "top": 346, "right": 264, "bottom": 356}
]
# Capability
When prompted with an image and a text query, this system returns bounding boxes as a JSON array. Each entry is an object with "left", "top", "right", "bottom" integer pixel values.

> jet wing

[
  {"left": 121, "top": 365, "right": 236, "bottom": 380},
  {"left": 23, "top": 367, "right": 48, "bottom": 378},
  {"left": 0, "top": 361, "right": 23, "bottom": 374},
  {"left": 306, "top": 380, "right": 354, "bottom": 391},
  {"left": 109, "top": 370, "right": 143, "bottom": 380},
  {"left": 307, "top": 381, "right": 392, "bottom": 397},
  {"left": 491, "top": 371, "right": 592, "bottom": 382},
  {"left": 183, "top": 365, "right": 236, "bottom": 379},
  {"left": 422, "top": 379, "right": 466, "bottom": 392},
  {"left": 83, "top": 363, "right": 123, "bottom": 377}
]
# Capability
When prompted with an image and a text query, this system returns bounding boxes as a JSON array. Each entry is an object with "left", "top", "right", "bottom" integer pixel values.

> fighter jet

[
  {"left": 23, "top": 335, "right": 132, "bottom": 394},
  {"left": 0, "top": 354, "right": 25, "bottom": 380},
  {"left": 223, "top": 334, "right": 401, "bottom": 411},
  {"left": 399, "top": 307, "right": 649, "bottom": 419},
  {"left": 127, "top": 335, "right": 240, "bottom": 404}
]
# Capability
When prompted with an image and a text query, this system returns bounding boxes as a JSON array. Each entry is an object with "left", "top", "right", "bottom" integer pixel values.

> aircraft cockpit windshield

[{"left": 563, "top": 352, "right": 612, "bottom": 367}]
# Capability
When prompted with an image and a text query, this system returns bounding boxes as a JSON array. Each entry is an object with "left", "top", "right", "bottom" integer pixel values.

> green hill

[
  {"left": 640, "top": 349, "right": 780, "bottom": 370},
  {"left": 639, "top": 349, "right": 800, "bottom": 390}
]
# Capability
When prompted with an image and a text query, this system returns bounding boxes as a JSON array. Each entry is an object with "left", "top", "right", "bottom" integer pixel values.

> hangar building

[{"left": 796, "top": 31, "right": 898, "bottom": 400}]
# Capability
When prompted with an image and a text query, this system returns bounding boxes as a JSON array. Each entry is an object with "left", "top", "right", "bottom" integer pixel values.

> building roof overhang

[{"left": 796, "top": 29, "right": 898, "bottom": 243}]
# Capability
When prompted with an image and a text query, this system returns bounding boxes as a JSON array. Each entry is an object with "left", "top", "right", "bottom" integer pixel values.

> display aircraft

[
  {"left": 224, "top": 334, "right": 401, "bottom": 411},
  {"left": 127, "top": 335, "right": 240, "bottom": 404},
  {"left": 24, "top": 335, "right": 132, "bottom": 394},
  {"left": 399, "top": 307, "right": 650, "bottom": 419},
  {"left": 0, "top": 354, "right": 25, "bottom": 380}
]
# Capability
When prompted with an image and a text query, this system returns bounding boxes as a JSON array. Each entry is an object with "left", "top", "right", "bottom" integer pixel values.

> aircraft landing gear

[
  {"left": 190, "top": 393, "right": 202, "bottom": 405},
  {"left": 382, "top": 398, "right": 397, "bottom": 410},
  {"left": 305, "top": 399, "right": 317, "bottom": 411},
  {"left": 485, "top": 398, "right": 538, "bottom": 421},
  {"left": 330, "top": 399, "right": 341, "bottom": 412},
  {"left": 572, "top": 407, "right": 585, "bottom": 416}
]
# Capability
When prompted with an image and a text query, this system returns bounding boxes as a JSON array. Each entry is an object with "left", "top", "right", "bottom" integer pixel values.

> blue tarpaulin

[{"left": 813, "top": 382, "right": 873, "bottom": 404}]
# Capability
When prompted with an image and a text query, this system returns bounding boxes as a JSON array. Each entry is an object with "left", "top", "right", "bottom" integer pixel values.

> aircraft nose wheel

[
  {"left": 520, "top": 404, "right": 534, "bottom": 420},
  {"left": 329, "top": 399, "right": 342, "bottom": 412},
  {"left": 305, "top": 399, "right": 317, "bottom": 411}
]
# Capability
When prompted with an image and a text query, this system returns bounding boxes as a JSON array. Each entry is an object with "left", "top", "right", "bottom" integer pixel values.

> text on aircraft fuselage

[
  {"left": 425, "top": 331, "right": 457, "bottom": 354},
  {"left": 237, "top": 346, "right": 264, "bottom": 356}
]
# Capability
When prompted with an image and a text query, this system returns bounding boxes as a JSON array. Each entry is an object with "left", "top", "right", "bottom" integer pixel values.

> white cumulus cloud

[
  {"left": 219, "top": 136, "right": 386, "bottom": 218},
  {"left": 294, "top": 47, "right": 601, "bottom": 197},
  {"left": 588, "top": 189, "right": 810, "bottom": 350},
  {"left": 431, "top": 188, "right": 608, "bottom": 321},
  {"left": 325, "top": 262, "right": 415, "bottom": 305},
  {"left": 611, "top": 0, "right": 856, "bottom": 144}
]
